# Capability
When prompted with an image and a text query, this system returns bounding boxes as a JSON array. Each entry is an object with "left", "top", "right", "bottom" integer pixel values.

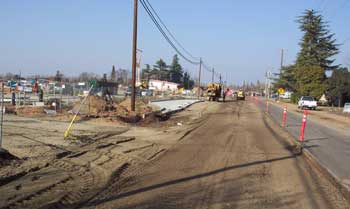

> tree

[
  {"left": 78, "top": 72, "right": 99, "bottom": 82},
  {"left": 296, "top": 9, "right": 339, "bottom": 69},
  {"left": 110, "top": 65, "right": 116, "bottom": 82},
  {"left": 273, "top": 65, "right": 297, "bottom": 91},
  {"left": 4, "top": 73, "right": 14, "bottom": 80},
  {"left": 54, "top": 70, "right": 63, "bottom": 82},
  {"left": 292, "top": 10, "right": 338, "bottom": 100},
  {"left": 169, "top": 54, "right": 183, "bottom": 83},
  {"left": 153, "top": 59, "right": 169, "bottom": 81},
  {"left": 327, "top": 67, "right": 350, "bottom": 106},
  {"left": 183, "top": 72, "right": 194, "bottom": 89},
  {"left": 295, "top": 65, "right": 327, "bottom": 99},
  {"left": 142, "top": 64, "right": 151, "bottom": 81}
]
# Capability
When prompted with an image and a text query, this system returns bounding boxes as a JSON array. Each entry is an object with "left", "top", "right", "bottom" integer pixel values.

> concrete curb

[
  {"left": 149, "top": 97, "right": 204, "bottom": 103},
  {"left": 150, "top": 100, "right": 203, "bottom": 115}
]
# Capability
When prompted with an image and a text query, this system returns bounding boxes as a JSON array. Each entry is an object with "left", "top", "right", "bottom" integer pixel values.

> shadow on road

[
  {"left": 86, "top": 155, "right": 296, "bottom": 207},
  {"left": 304, "top": 137, "right": 328, "bottom": 142}
]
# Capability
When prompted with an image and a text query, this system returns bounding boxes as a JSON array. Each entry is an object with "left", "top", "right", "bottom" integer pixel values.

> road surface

[
  {"left": 83, "top": 100, "right": 349, "bottom": 209},
  {"left": 256, "top": 97, "right": 350, "bottom": 189}
]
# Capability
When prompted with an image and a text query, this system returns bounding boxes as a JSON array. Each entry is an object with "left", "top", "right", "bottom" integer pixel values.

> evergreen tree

[
  {"left": 54, "top": 70, "right": 63, "bottom": 82},
  {"left": 273, "top": 65, "right": 297, "bottom": 91},
  {"left": 111, "top": 65, "right": 116, "bottom": 82},
  {"left": 294, "top": 10, "right": 339, "bottom": 99},
  {"left": 296, "top": 9, "right": 339, "bottom": 69},
  {"left": 295, "top": 65, "right": 326, "bottom": 99},
  {"left": 153, "top": 59, "right": 169, "bottom": 80},
  {"left": 169, "top": 54, "right": 183, "bottom": 83},
  {"left": 183, "top": 72, "right": 194, "bottom": 89},
  {"left": 142, "top": 64, "right": 151, "bottom": 80}
]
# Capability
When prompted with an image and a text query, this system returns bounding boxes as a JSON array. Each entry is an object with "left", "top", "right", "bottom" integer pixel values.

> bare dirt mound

[
  {"left": 118, "top": 98, "right": 152, "bottom": 115},
  {"left": 73, "top": 95, "right": 108, "bottom": 115},
  {"left": 16, "top": 106, "right": 45, "bottom": 116}
]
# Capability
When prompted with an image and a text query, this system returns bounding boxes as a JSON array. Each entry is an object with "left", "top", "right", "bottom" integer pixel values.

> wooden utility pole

[
  {"left": 212, "top": 68, "right": 214, "bottom": 83},
  {"left": 131, "top": 0, "right": 138, "bottom": 112},
  {"left": 280, "top": 48, "right": 284, "bottom": 72},
  {"left": 0, "top": 83, "right": 4, "bottom": 147},
  {"left": 197, "top": 58, "right": 202, "bottom": 99}
]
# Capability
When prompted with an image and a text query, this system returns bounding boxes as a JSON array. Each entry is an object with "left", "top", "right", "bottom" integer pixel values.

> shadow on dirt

[{"left": 84, "top": 154, "right": 296, "bottom": 208}]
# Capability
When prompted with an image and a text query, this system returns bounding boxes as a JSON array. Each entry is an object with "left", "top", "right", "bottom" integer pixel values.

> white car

[
  {"left": 280, "top": 91, "right": 292, "bottom": 99},
  {"left": 298, "top": 96, "right": 317, "bottom": 110}
]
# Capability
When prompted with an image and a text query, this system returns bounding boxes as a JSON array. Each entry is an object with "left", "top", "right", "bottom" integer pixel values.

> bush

[{"left": 291, "top": 93, "right": 300, "bottom": 104}]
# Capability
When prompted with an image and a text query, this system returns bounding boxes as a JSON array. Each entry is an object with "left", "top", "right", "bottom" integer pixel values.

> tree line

[
  {"left": 141, "top": 54, "right": 195, "bottom": 89},
  {"left": 274, "top": 9, "right": 350, "bottom": 106}
]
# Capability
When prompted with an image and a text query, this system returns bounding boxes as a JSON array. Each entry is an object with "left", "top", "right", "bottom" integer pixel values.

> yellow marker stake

[{"left": 64, "top": 86, "right": 93, "bottom": 139}]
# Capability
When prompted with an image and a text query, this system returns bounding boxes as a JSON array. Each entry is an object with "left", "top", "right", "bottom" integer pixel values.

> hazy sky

[{"left": 1, "top": 0, "right": 349, "bottom": 84}]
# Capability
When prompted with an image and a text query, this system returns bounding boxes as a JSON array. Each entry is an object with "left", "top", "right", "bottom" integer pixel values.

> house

[{"left": 148, "top": 79, "right": 179, "bottom": 91}]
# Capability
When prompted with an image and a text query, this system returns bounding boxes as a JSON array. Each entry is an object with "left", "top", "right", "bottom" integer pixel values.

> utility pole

[
  {"left": 280, "top": 48, "right": 284, "bottom": 73},
  {"left": 197, "top": 58, "right": 202, "bottom": 99},
  {"left": 212, "top": 68, "right": 214, "bottom": 83},
  {"left": 265, "top": 71, "right": 268, "bottom": 98},
  {"left": 131, "top": 0, "right": 138, "bottom": 112},
  {"left": 136, "top": 49, "right": 143, "bottom": 86},
  {"left": 0, "top": 83, "right": 4, "bottom": 148}
]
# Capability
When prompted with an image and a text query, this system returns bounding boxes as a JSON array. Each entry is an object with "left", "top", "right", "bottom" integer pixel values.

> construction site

[{"left": 2, "top": 0, "right": 350, "bottom": 208}]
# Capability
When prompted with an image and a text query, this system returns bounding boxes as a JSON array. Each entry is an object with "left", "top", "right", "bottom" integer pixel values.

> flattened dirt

[
  {"left": 0, "top": 101, "right": 219, "bottom": 209},
  {"left": 80, "top": 101, "right": 350, "bottom": 209}
]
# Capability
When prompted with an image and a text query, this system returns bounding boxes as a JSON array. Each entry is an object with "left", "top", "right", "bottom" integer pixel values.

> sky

[{"left": 0, "top": 0, "right": 349, "bottom": 85}]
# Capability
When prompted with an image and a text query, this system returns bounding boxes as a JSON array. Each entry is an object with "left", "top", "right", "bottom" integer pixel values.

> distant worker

[
  {"left": 12, "top": 92, "right": 16, "bottom": 106},
  {"left": 38, "top": 87, "right": 44, "bottom": 102},
  {"left": 33, "top": 79, "right": 39, "bottom": 94},
  {"left": 223, "top": 88, "right": 230, "bottom": 102}
]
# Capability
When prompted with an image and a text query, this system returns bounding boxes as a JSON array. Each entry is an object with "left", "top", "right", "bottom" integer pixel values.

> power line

[
  {"left": 201, "top": 61, "right": 213, "bottom": 73},
  {"left": 144, "top": 0, "right": 199, "bottom": 61},
  {"left": 139, "top": 0, "right": 222, "bottom": 82},
  {"left": 139, "top": 0, "right": 200, "bottom": 65}
]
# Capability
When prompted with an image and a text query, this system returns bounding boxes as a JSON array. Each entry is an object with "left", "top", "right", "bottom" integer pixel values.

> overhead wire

[
  {"left": 139, "top": 0, "right": 221, "bottom": 81},
  {"left": 139, "top": 0, "right": 200, "bottom": 65},
  {"left": 144, "top": 0, "right": 199, "bottom": 61}
]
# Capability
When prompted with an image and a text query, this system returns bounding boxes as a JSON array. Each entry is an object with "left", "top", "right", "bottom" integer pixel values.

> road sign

[{"left": 278, "top": 88, "right": 285, "bottom": 94}]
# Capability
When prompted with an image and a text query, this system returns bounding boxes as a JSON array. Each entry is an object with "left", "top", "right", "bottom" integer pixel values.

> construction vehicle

[
  {"left": 237, "top": 90, "right": 245, "bottom": 100},
  {"left": 206, "top": 83, "right": 222, "bottom": 101}
]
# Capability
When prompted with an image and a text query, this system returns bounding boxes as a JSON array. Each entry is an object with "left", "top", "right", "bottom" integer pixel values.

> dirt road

[{"left": 81, "top": 101, "right": 350, "bottom": 209}]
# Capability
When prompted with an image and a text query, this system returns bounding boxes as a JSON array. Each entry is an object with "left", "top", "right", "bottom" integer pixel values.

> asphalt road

[
  {"left": 83, "top": 100, "right": 349, "bottom": 209},
  {"left": 254, "top": 97, "right": 350, "bottom": 188}
]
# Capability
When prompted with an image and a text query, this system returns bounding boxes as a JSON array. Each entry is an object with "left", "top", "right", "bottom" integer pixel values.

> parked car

[
  {"left": 125, "top": 86, "right": 141, "bottom": 97},
  {"left": 271, "top": 93, "right": 279, "bottom": 100},
  {"left": 141, "top": 89, "right": 153, "bottom": 97},
  {"left": 298, "top": 96, "right": 317, "bottom": 110},
  {"left": 280, "top": 91, "right": 292, "bottom": 99}
]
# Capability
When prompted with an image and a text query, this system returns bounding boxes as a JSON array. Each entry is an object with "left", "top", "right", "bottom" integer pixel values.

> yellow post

[
  {"left": 64, "top": 114, "right": 77, "bottom": 138},
  {"left": 64, "top": 86, "right": 93, "bottom": 139}
]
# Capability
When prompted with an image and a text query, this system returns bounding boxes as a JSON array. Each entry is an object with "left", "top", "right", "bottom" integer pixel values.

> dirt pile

[
  {"left": 73, "top": 95, "right": 108, "bottom": 115},
  {"left": 118, "top": 98, "right": 152, "bottom": 116},
  {"left": 16, "top": 106, "right": 45, "bottom": 116},
  {"left": 89, "top": 95, "right": 108, "bottom": 114}
]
